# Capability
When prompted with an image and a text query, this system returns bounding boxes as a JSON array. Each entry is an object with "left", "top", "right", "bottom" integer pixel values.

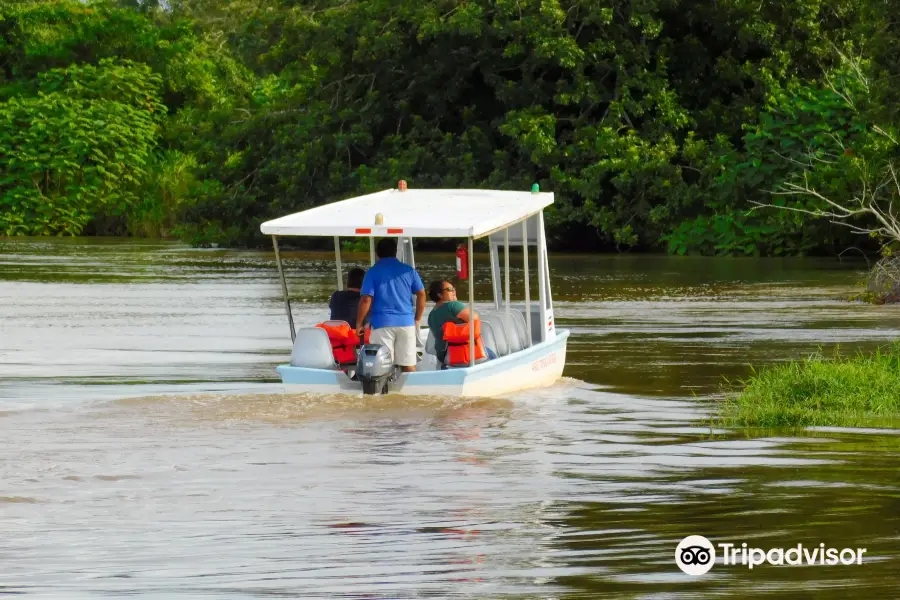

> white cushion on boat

[
  {"left": 481, "top": 321, "right": 499, "bottom": 359},
  {"left": 509, "top": 309, "right": 530, "bottom": 348},
  {"left": 482, "top": 315, "right": 509, "bottom": 356},
  {"left": 491, "top": 311, "right": 523, "bottom": 353},
  {"left": 424, "top": 330, "right": 436, "bottom": 355},
  {"left": 289, "top": 328, "right": 337, "bottom": 369}
]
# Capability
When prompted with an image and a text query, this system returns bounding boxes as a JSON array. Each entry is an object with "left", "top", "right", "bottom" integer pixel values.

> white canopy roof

[{"left": 259, "top": 188, "right": 554, "bottom": 238}]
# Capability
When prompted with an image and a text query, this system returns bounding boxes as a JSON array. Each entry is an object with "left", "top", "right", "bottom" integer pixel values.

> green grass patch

[{"left": 719, "top": 344, "right": 900, "bottom": 429}]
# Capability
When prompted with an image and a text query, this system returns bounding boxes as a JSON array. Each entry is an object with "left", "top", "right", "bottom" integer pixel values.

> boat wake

[{"left": 104, "top": 391, "right": 516, "bottom": 425}]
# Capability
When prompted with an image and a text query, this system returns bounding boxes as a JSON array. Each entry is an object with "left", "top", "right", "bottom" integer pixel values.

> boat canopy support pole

[
  {"left": 537, "top": 211, "right": 547, "bottom": 343},
  {"left": 369, "top": 236, "right": 376, "bottom": 266},
  {"left": 539, "top": 211, "right": 555, "bottom": 339},
  {"left": 522, "top": 220, "right": 531, "bottom": 347},
  {"left": 403, "top": 237, "right": 416, "bottom": 270},
  {"left": 504, "top": 228, "right": 510, "bottom": 314},
  {"left": 271, "top": 235, "right": 295, "bottom": 343},
  {"left": 468, "top": 236, "right": 475, "bottom": 367},
  {"left": 489, "top": 242, "right": 500, "bottom": 309},
  {"left": 334, "top": 236, "right": 343, "bottom": 291}
]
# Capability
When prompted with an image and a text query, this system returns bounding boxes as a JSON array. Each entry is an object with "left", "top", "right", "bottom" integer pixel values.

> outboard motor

[{"left": 356, "top": 344, "right": 395, "bottom": 395}]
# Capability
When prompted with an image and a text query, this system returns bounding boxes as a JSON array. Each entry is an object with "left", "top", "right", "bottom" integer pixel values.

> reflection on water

[{"left": 1, "top": 238, "right": 899, "bottom": 598}]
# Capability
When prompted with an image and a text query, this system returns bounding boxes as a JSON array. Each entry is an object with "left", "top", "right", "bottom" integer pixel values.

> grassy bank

[{"left": 720, "top": 345, "right": 900, "bottom": 429}]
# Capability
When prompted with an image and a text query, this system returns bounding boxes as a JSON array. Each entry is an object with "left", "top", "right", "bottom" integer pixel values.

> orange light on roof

[
  {"left": 398, "top": 180, "right": 407, "bottom": 191},
  {"left": 387, "top": 228, "right": 403, "bottom": 234},
  {"left": 355, "top": 228, "right": 372, "bottom": 234}
]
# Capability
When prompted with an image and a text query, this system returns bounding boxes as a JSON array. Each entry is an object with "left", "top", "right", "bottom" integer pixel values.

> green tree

[
  {"left": 4, "top": 0, "right": 900, "bottom": 254},
  {"left": 0, "top": 59, "right": 165, "bottom": 235}
]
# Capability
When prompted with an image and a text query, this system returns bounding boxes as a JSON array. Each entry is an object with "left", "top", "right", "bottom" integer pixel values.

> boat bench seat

[
  {"left": 508, "top": 309, "right": 531, "bottom": 349},
  {"left": 481, "top": 309, "right": 530, "bottom": 354},
  {"left": 290, "top": 328, "right": 339, "bottom": 369},
  {"left": 423, "top": 308, "right": 531, "bottom": 365},
  {"left": 480, "top": 320, "right": 500, "bottom": 360},
  {"left": 481, "top": 315, "right": 509, "bottom": 356},
  {"left": 315, "top": 320, "right": 363, "bottom": 366}
]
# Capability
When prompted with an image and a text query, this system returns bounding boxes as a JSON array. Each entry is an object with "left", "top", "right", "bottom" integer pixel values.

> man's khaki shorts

[{"left": 369, "top": 326, "right": 418, "bottom": 367}]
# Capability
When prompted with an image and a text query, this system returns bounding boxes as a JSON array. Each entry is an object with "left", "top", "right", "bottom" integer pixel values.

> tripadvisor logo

[
  {"left": 675, "top": 535, "right": 868, "bottom": 575},
  {"left": 676, "top": 535, "right": 716, "bottom": 575}
]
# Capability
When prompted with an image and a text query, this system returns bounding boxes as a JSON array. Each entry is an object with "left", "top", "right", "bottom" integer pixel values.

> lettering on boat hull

[{"left": 531, "top": 353, "right": 557, "bottom": 372}]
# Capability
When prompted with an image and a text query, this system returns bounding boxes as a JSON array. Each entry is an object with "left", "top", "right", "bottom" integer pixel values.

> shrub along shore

[{"left": 720, "top": 345, "right": 900, "bottom": 429}]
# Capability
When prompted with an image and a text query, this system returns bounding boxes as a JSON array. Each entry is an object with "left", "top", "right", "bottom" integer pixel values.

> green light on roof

[{"left": 531, "top": 183, "right": 540, "bottom": 193}]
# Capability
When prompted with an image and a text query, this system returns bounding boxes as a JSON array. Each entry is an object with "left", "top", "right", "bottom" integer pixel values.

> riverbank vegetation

[
  {"left": 2, "top": 0, "right": 899, "bottom": 254},
  {"left": 720, "top": 345, "right": 900, "bottom": 429}
]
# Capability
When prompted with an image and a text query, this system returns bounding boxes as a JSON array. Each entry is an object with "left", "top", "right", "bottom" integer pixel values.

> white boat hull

[{"left": 277, "top": 330, "right": 569, "bottom": 397}]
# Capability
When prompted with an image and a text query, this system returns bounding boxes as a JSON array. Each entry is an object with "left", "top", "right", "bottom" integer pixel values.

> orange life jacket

[
  {"left": 442, "top": 320, "right": 486, "bottom": 366},
  {"left": 316, "top": 321, "right": 361, "bottom": 365}
]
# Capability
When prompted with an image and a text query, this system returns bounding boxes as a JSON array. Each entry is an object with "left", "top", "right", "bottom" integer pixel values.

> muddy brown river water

[{"left": 1, "top": 238, "right": 899, "bottom": 598}]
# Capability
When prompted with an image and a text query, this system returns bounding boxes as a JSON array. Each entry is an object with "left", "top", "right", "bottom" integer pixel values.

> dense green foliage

[
  {"left": 2, "top": 0, "right": 899, "bottom": 252},
  {"left": 720, "top": 345, "right": 900, "bottom": 428},
  {"left": 0, "top": 60, "right": 164, "bottom": 234}
]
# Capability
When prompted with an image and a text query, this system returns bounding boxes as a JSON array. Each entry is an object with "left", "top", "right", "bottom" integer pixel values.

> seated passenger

[
  {"left": 426, "top": 280, "right": 495, "bottom": 365},
  {"left": 329, "top": 267, "right": 366, "bottom": 328}
]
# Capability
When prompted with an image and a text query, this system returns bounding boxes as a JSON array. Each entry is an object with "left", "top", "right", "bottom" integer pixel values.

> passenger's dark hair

[
  {"left": 429, "top": 280, "right": 449, "bottom": 303},
  {"left": 375, "top": 237, "right": 397, "bottom": 259},
  {"left": 347, "top": 267, "right": 365, "bottom": 289}
]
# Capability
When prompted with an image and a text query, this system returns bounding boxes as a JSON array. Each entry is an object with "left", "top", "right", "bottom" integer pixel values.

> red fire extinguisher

[{"left": 456, "top": 244, "right": 468, "bottom": 280}]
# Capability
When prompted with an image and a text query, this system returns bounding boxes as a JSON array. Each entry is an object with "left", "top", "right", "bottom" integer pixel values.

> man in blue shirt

[{"left": 356, "top": 238, "right": 426, "bottom": 371}]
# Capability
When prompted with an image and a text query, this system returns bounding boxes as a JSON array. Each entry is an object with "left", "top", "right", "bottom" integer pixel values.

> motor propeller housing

[{"left": 356, "top": 344, "right": 395, "bottom": 394}]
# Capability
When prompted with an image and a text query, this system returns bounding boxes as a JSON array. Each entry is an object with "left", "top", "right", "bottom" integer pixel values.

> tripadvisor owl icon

[{"left": 676, "top": 535, "right": 716, "bottom": 575}]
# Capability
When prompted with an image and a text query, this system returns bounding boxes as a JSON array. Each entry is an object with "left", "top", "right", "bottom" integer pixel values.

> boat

[{"left": 259, "top": 183, "right": 569, "bottom": 397}]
